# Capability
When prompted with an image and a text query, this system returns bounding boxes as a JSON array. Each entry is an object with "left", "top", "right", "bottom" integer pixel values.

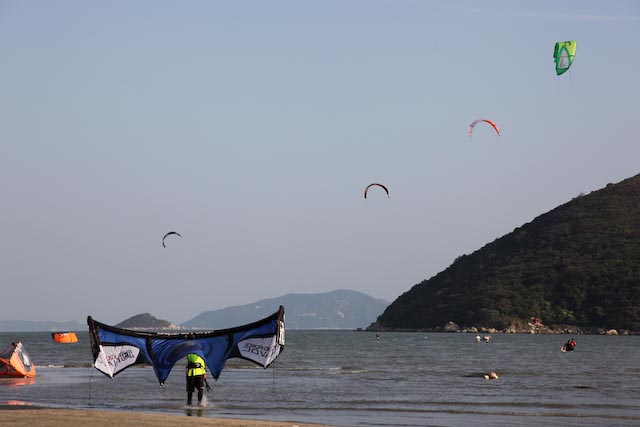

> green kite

[{"left": 553, "top": 40, "right": 577, "bottom": 76}]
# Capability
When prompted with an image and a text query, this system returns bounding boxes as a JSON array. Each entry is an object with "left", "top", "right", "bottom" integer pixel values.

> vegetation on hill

[
  {"left": 369, "top": 174, "right": 640, "bottom": 332},
  {"left": 115, "top": 313, "right": 174, "bottom": 329}
]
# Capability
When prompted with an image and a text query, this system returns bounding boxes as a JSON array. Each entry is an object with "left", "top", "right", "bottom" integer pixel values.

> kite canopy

[
  {"left": 364, "top": 183, "right": 390, "bottom": 199},
  {"left": 468, "top": 119, "right": 501, "bottom": 137},
  {"left": 52, "top": 332, "right": 78, "bottom": 344},
  {"left": 87, "top": 306, "right": 285, "bottom": 385},
  {"left": 554, "top": 40, "right": 576, "bottom": 75},
  {"left": 162, "top": 231, "right": 181, "bottom": 248},
  {"left": 0, "top": 342, "right": 36, "bottom": 378}
]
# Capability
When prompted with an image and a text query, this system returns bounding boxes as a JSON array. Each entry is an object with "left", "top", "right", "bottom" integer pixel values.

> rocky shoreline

[
  {"left": 368, "top": 321, "right": 639, "bottom": 335},
  {"left": 458, "top": 325, "right": 634, "bottom": 335}
]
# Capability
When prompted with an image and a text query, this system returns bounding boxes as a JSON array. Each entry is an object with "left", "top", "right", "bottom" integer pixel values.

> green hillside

[
  {"left": 370, "top": 174, "right": 640, "bottom": 332},
  {"left": 115, "top": 313, "right": 174, "bottom": 329}
]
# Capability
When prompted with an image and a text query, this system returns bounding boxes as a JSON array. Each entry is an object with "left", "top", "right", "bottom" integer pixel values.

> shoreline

[
  {"left": 0, "top": 405, "right": 331, "bottom": 427},
  {"left": 365, "top": 325, "right": 636, "bottom": 335}
]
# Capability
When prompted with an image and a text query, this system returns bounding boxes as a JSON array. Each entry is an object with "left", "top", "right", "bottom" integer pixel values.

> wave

[{"left": 43, "top": 363, "right": 93, "bottom": 369}]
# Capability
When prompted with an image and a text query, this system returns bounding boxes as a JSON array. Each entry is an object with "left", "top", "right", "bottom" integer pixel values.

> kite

[
  {"left": 468, "top": 119, "right": 501, "bottom": 137},
  {"left": 554, "top": 40, "right": 577, "bottom": 76},
  {"left": 51, "top": 332, "right": 78, "bottom": 344},
  {"left": 162, "top": 231, "right": 181, "bottom": 248},
  {"left": 364, "top": 183, "right": 390, "bottom": 199},
  {"left": 87, "top": 306, "right": 285, "bottom": 385},
  {"left": 0, "top": 342, "right": 36, "bottom": 378}
]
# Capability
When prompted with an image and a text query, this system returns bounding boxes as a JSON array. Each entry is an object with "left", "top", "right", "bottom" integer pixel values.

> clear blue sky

[{"left": 1, "top": 1, "right": 638, "bottom": 324}]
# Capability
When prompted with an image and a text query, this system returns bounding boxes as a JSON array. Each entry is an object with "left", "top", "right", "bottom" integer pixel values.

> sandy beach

[{"left": 0, "top": 406, "right": 331, "bottom": 427}]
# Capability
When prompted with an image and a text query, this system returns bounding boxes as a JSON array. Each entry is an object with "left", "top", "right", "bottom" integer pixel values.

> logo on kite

[
  {"left": 468, "top": 119, "right": 500, "bottom": 137},
  {"left": 553, "top": 40, "right": 576, "bottom": 76},
  {"left": 364, "top": 183, "right": 390, "bottom": 199},
  {"left": 162, "top": 231, "right": 182, "bottom": 248}
]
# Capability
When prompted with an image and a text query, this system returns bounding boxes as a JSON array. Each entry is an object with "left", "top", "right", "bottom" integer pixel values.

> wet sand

[{"left": 0, "top": 406, "right": 331, "bottom": 427}]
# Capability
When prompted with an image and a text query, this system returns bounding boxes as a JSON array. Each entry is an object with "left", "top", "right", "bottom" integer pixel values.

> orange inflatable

[
  {"left": 52, "top": 332, "right": 78, "bottom": 344},
  {"left": 0, "top": 342, "right": 36, "bottom": 378}
]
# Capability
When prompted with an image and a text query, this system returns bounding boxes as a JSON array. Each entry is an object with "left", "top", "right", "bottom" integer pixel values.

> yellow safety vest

[{"left": 186, "top": 354, "right": 206, "bottom": 377}]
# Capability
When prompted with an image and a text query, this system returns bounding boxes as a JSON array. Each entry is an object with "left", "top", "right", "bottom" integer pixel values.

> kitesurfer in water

[
  {"left": 186, "top": 353, "right": 207, "bottom": 406},
  {"left": 563, "top": 338, "right": 576, "bottom": 352}
]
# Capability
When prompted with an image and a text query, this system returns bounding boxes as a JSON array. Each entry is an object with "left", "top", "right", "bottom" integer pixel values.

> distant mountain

[
  {"left": 182, "top": 289, "right": 389, "bottom": 330},
  {"left": 115, "top": 313, "right": 176, "bottom": 329},
  {"left": 369, "top": 174, "right": 640, "bottom": 332},
  {"left": 0, "top": 320, "right": 85, "bottom": 333}
]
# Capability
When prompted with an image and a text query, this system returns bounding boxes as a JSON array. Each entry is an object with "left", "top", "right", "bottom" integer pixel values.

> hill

[
  {"left": 182, "top": 289, "right": 388, "bottom": 330},
  {"left": 115, "top": 313, "right": 176, "bottom": 330},
  {"left": 369, "top": 174, "right": 640, "bottom": 333}
]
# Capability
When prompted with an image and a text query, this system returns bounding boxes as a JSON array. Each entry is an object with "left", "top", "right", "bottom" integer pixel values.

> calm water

[{"left": 1, "top": 330, "right": 639, "bottom": 426}]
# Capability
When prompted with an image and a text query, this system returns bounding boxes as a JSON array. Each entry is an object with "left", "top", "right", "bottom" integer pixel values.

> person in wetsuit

[{"left": 185, "top": 353, "right": 207, "bottom": 406}]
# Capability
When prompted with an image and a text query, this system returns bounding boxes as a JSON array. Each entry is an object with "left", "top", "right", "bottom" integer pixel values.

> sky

[{"left": 1, "top": 1, "right": 639, "bottom": 325}]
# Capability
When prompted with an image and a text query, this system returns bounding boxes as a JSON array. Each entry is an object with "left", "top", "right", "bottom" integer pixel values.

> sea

[{"left": 1, "top": 330, "right": 639, "bottom": 427}]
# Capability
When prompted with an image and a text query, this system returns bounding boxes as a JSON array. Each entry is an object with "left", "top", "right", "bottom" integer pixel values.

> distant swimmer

[
  {"left": 483, "top": 336, "right": 491, "bottom": 343},
  {"left": 476, "top": 335, "right": 481, "bottom": 342},
  {"left": 483, "top": 372, "right": 499, "bottom": 380},
  {"left": 376, "top": 332, "right": 381, "bottom": 340}
]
